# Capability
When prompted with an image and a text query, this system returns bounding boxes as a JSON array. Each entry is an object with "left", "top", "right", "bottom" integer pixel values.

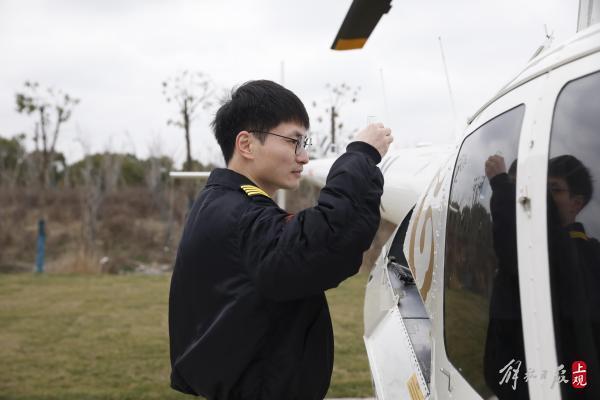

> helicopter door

[{"left": 543, "top": 66, "right": 600, "bottom": 399}]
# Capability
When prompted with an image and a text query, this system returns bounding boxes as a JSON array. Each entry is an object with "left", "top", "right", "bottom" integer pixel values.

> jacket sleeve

[
  {"left": 489, "top": 172, "right": 518, "bottom": 276},
  {"left": 238, "top": 141, "right": 384, "bottom": 301}
]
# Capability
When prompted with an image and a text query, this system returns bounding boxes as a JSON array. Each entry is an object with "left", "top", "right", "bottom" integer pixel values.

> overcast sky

[{"left": 0, "top": 0, "right": 577, "bottom": 167}]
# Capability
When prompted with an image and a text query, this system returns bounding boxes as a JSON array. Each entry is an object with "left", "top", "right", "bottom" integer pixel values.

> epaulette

[{"left": 240, "top": 185, "right": 271, "bottom": 199}]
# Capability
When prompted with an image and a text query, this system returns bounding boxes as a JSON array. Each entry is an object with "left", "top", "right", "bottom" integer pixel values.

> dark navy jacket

[{"left": 169, "top": 142, "right": 383, "bottom": 399}]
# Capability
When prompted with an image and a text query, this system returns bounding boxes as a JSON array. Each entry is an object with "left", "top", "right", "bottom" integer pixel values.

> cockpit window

[
  {"left": 547, "top": 70, "right": 600, "bottom": 399},
  {"left": 444, "top": 105, "right": 526, "bottom": 398}
]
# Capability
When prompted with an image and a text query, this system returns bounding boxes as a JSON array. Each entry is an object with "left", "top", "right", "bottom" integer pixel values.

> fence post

[{"left": 35, "top": 219, "right": 45, "bottom": 273}]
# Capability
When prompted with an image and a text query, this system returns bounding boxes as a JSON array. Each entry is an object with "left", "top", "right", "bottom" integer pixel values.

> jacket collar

[
  {"left": 206, "top": 168, "right": 259, "bottom": 191},
  {"left": 568, "top": 222, "right": 589, "bottom": 241}
]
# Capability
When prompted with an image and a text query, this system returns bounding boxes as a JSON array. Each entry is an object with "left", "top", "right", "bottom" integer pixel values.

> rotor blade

[{"left": 331, "top": 0, "right": 392, "bottom": 51}]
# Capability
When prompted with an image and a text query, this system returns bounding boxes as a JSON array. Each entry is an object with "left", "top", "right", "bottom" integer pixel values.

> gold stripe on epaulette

[
  {"left": 570, "top": 231, "right": 589, "bottom": 240},
  {"left": 240, "top": 185, "right": 270, "bottom": 198}
]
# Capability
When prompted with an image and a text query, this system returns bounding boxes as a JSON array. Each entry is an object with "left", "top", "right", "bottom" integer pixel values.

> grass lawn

[{"left": 0, "top": 272, "right": 373, "bottom": 399}]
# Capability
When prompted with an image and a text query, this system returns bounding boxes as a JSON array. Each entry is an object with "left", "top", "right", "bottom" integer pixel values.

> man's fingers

[{"left": 355, "top": 123, "right": 393, "bottom": 157}]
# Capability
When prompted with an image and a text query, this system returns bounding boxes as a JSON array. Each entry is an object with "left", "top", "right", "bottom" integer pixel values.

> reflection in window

[
  {"left": 548, "top": 70, "right": 600, "bottom": 399},
  {"left": 444, "top": 105, "right": 526, "bottom": 398}
]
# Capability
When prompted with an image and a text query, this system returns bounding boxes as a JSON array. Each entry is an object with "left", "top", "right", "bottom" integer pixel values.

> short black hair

[
  {"left": 548, "top": 154, "right": 593, "bottom": 206},
  {"left": 211, "top": 80, "right": 310, "bottom": 164}
]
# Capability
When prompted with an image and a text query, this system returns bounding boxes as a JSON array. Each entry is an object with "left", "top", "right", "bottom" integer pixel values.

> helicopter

[{"left": 303, "top": 0, "right": 600, "bottom": 399}]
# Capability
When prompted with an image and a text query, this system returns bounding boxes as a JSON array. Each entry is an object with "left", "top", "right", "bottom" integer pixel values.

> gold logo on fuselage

[{"left": 408, "top": 167, "right": 445, "bottom": 302}]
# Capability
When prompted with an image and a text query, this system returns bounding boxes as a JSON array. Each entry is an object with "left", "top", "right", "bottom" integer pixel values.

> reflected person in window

[
  {"left": 483, "top": 154, "right": 528, "bottom": 400},
  {"left": 548, "top": 155, "right": 600, "bottom": 366}
]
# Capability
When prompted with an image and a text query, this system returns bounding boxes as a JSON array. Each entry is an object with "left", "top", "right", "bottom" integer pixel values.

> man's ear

[
  {"left": 235, "top": 131, "right": 255, "bottom": 160},
  {"left": 571, "top": 194, "right": 586, "bottom": 215}
]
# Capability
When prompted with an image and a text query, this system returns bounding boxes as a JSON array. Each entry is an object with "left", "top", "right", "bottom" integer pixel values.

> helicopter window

[
  {"left": 444, "top": 105, "right": 526, "bottom": 398},
  {"left": 546, "top": 70, "right": 600, "bottom": 399}
]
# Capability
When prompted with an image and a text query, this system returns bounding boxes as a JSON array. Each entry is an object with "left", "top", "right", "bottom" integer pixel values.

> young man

[{"left": 169, "top": 80, "right": 392, "bottom": 399}]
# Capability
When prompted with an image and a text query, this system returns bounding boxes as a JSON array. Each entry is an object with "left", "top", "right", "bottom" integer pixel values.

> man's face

[
  {"left": 548, "top": 176, "right": 585, "bottom": 226},
  {"left": 251, "top": 121, "right": 309, "bottom": 195}
]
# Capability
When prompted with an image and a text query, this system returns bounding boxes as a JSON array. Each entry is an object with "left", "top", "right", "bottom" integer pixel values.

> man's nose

[{"left": 296, "top": 148, "right": 309, "bottom": 164}]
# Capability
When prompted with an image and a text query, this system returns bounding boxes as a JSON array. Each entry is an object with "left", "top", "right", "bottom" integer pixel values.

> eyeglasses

[
  {"left": 251, "top": 131, "right": 312, "bottom": 155},
  {"left": 549, "top": 186, "right": 570, "bottom": 194}
]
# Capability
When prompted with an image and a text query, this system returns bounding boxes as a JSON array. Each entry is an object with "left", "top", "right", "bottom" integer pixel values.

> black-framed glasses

[
  {"left": 549, "top": 186, "right": 570, "bottom": 195},
  {"left": 251, "top": 131, "right": 312, "bottom": 155}
]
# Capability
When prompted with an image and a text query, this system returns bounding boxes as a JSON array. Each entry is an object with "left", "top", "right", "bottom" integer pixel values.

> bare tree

[
  {"left": 145, "top": 137, "right": 175, "bottom": 248},
  {"left": 15, "top": 82, "right": 79, "bottom": 272},
  {"left": 77, "top": 138, "right": 122, "bottom": 258},
  {"left": 16, "top": 81, "right": 79, "bottom": 189},
  {"left": 162, "top": 71, "right": 214, "bottom": 171},
  {"left": 0, "top": 133, "right": 27, "bottom": 199},
  {"left": 311, "top": 83, "right": 361, "bottom": 155}
]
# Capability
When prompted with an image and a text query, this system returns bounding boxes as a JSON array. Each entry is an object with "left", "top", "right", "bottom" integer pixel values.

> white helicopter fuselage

[{"left": 305, "top": 19, "right": 600, "bottom": 400}]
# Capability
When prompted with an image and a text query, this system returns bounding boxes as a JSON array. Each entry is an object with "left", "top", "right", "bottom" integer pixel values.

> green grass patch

[
  {"left": 326, "top": 273, "right": 372, "bottom": 398},
  {"left": 0, "top": 273, "right": 373, "bottom": 399}
]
